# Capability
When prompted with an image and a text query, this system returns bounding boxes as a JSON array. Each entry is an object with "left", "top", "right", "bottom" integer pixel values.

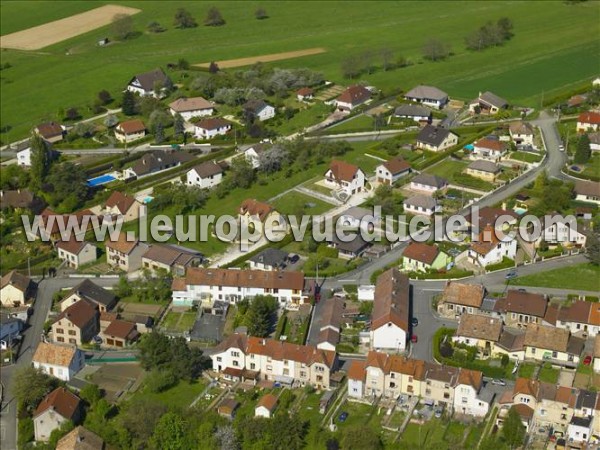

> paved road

[{"left": 0, "top": 277, "right": 119, "bottom": 450}]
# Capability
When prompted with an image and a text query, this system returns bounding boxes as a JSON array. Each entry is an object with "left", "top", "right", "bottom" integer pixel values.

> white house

[
  {"left": 556, "top": 300, "right": 598, "bottom": 338},
  {"left": 242, "top": 143, "right": 270, "bottom": 169},
  {"left": 56, "top": 239, "right": 97, "bottom": 269},
  {"left": 17, "top": 147, "right": 31, "bottom": 166},
  {"left": 297, "top": 87, "right": 314, "bottom": 102},
  {"left": 473, "top": 138, "right": 509, "bottom": 161},
  {"left": 509, "top": 122, "right": 535, "bottom": 148},
  {"left": 468, "top": 226, "right": 517, "bottom": 267},
  {"left": 323, "top": 160, "right": 366, "bottom": 196},
  {"left": 33, "top": 388, "right": 82, "bottom": 442},
  {"left": 32, "top": 342, "right": 85, "bottom": 381},
  {"left": 594, "top": 336, "right": 600, "bottom": 374},
  {"left": 453, "top": 373, "right": 490, "bottom": 417},
  {"left": 394, "top": 104, "right": 432, "bottom": 123},
  {"left": 567, "top": 416, "right": 593, "bottom": 447},
  {"left": 186, "top": 161, "right": 223, "bottom": 189},
  {"left": 409, "top": 173, "right": 448, "bottom": 194},
  {"left": 172, "top": 267, "right": 308, "bottom": 309},
  {"left": 536, "top": 217, "right": 587, "bottom": 249},
  {"left": 334, "top": 85, "right": 372, "bottom": 111},
  {"left": 576, "top": 112, "right": 600, "bottom": 133},
  {"left": 247, "top": 248, "right": 289, "bottom": 271},
  {"left": 114, "top": 119, "right": 146, "bottom": 144},
  {"left": 194, "top": 117, "right": 232, "bottom": 139},
  {"left": 403, "top": 195, "right": 441, "bottom": 216},
  {"left": 243, "top": 100, "right": 275, "bottom": 122},
  {"left": 255, "top": 394, "right": 278, "bottom": 418},
  {"left": 169, "top": 97, "right": 214, "bottom": 120},
  {"left": 416, "top": 125, "right": 458, "bottom": 152},
  {"left": 0, "top": 270, "right": 34, "bottom": 307},
  {"left": 574, "top": 181, "right": 600, "bottom": 205},
  {"left": 370, "top": 269, "right": 409, "bottom": 352},
  {"left": 347, "top": 360, "right": 366, "bottom": 399},
  {"left": 375, "top": 158, "right": 411, "bottom": 185},
  {"left": 404, "top": 85, "right": 448, "bottom": 109},
  {"left": 126, "top": 68, "right": 171, "bottom": 98}
]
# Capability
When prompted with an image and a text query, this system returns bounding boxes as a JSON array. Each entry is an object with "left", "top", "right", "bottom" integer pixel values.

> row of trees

[
  {"left": 235, "top": 295, "right": 279, "bottom": 337},
  {"left": 465, "top": 17, "right": 514, "bottom": 51},
  {"left": 341, "top": 48, "right": 410, "bottom": 79}
]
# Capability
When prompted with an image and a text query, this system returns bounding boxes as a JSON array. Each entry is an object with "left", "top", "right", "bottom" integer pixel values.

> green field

[
  {"left": 270, "top": 191, "right": 333, "bottom": 216},
  {"left": 514, "top": 263, "right": 600, "bottom": 292},
  {"left": 1, "top": 1, "right": 599, "bottom": 142}
]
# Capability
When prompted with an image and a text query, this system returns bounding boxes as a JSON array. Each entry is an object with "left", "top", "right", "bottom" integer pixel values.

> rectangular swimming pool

[{"left": 87, "top": 174, "right": 116, "bottom": 187}]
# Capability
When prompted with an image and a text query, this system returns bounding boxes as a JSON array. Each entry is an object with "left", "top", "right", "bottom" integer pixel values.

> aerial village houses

[
  {"left": 114, "top": 119, "right": 146, "bottom": 143},
  {"left": 56, "top": 239, "right": 98, "bottom": 269},
  {"left": 242, "top": 143, "right": 270, "bottom": 169},
  {"left": 194, "top": 117, "right": 232, "bottom": 139},
  {"left": 243, "top": 99, "right": 276, "bottom": 121},
  {"left": 248, "top": 248, "right": 289, "bottom": 271},
  {"left": 574, "top": 180, "right": 600, "bottom": 205},
  {"left": 316, "top": 297, "right": 345, "bottom": 352},
  {"left": 535, "top": 216, "right": 587, "bottom": 249},
  {"left": 375, "top": 157, "right": 411, "bottom": 184},
  {"left": 409, "top": 173, "right": 448, "bottom": 194},
  {"left": 59, "top": 279, "right": 117, "bottom": 313},
  {"left": 32, "top": 342, "right": 84, "bottom": 382},
  {"left": 393, "top": 104, "right": 432, "bottom": 123},
  {"left": 500, "top": 290, "right": 548, "bottom": 328},
  {"left": 437, "top": 282, "right": 486, "bottom": 318},
  {"left": 100, "top": 319, "right": 139, "bottom": 348},
  {"left": 323, "top": 160, "right": 366, "bottom": 196},
  {"left": 401, "top": 241, "right": 450, "bottom": 272},
  {"left": 467, "top": 225, "right": 517, "bottom": 267},
  {"left": 33, "top": 388, "right": 82, "bottom": 442},
  {"left": 403, "top": 195, "right": 440, "bottom": 216},
  {"left": 0, "top": 270, "right": 35, "bottom": 307},
  {"left": 142, "top": 244, "right": 202, "bottom": 276},
  {"left": 169, "top": 96, "right": 214, "bottom": 119},
  {"left": 509, "top": 121, "right": 535, "bottom": 147},
  {"left": 210, "top": 333, "right": 338, "bottom": 389},
  {"left": 404, "top": 85, "right": 449, "bottom": 109},
  {"left": 35, "top": 121, "right": 64, "bottom": 143},
  {"left": 172, "top": 267, "right": 308, "bottom": 309},
  {"left": 469, "top": 91, "right": 509, "bottom": 115},
  {"left": 370, "top": 269, "right": 410, "bottom": 352},
  {"left": 126, "top": 67, "right": 171, "bottom": 98},
  {"left": 465, "top": 160, "right": 501, "bottom": 182},
  {"left": 523, "top": 323, "right": 584, "bottom": 367},
  {"left": 416, "top": 125, "right": 458, "bottom": 152},
  {"left": 334, "top": 85, "right": 371, "bottom": 111},
  {"left": 103, "top": 191, "right": 142, "bottom": 222},
  {"left": 0, "top": 189, "right": 44, "bottom": 212},
  {"left": 238, "top": 198, "right": 286, "bottom": 236},
  {"left": 556, "top": 300, "right": 600, "bottom": 337},
  {"left": 35, "top": 208, "right": 97, "bottom": 242},
  {"left": 186, "top": 161, "right": 224, "bottom": 189},
  {"left": 105, "top": 233, "right": 148, "bottom": 272},
  {"left": 327, "top": 234, "right": 371, "bottom": 260},
  {"left": 576, "top": 111, "right": 600, "bottom": 133},
  {"left": 472, "top": 137, "right": 509, "bottom": 161},
  {"left": 51, "top": 299, "right": 99, "bottom": 346}
]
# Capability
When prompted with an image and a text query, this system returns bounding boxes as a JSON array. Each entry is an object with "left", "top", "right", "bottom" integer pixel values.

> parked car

[
  {"left": 411, "top": 334, "right": 418, "bottom": 343},
  {"left": 338, "top": 412, "right": 349, "bottom": 422},
  {"left": 491, "top": 378, "right": 506, "bottom": 386},
  {"left": 411, "top": 317, "right": 419, "bottom": 327},
  {"left": 559, "top": 144, "right": 565, "bottom": 152},
  {"left": 505, "top": 270, "right": 517, "bottom": 279},
  {"left": 583, "top": 355, "right": 592, "bottom": 366}
]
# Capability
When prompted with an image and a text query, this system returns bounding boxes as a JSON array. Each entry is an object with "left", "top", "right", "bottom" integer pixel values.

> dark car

[
  {"left": 411, "top": 318, "right": 419, "bottom": 327},
  {"left": 338, "top": 412, "right": 349, "bottom": 422},
  {"left": 505, "top": 271, "right": 517, "bottom": 279},
  {"left": 288, "top": 253, "right": 300, "bottom": 264}
]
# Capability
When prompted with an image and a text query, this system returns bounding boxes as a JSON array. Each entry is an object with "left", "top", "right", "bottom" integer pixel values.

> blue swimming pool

[
  {"left": 514, "top": 207, "right": 527, "bottom": 215},
  {"left": 143, "top": 196, "right": 154, "bottom": 204},
  {"left": 87, "top": 174, "right": 116, "bottom": 187}
]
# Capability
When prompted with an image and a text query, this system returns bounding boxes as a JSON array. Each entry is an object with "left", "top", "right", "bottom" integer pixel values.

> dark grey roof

[
  {"left": 567, "top": 336, "right": 585, "bottom": 356},
  {"left": 576, "top": 390, "right": 597, "bottom": 410},
  {"left": 570, "top": 415, "right": 592, "bottom": 427},
  {"left": 467, "top": 160, "right": 500, "bottom": 173},
  {"left": 131, "top": 68, "right": 170, "bottom": 92},
  {"left": 130, "top": 151, "right": 195, "bottom": 177},
  {"left": 190, "top": 161, "right": 223, "bottom": 178},
  {"left": 496, "top": 328, "right": 525, "bottom": 352},
  {"left": 405, "top": 85, "right": 448, "bottom": 101},
  {"left": 480, "top": 297, "right": 498, "bottom": 312},
  {"left": 588, "top": 132, "right": 600, "bottom": 145},
  {"left": 403, "top": 195, "right": 438, "bottom": 210},
  {"left": 143, "top": 244, "right": 202, "bottom": 267},
  {"left": 243, "top": 99, "right": 270, "bottom": 114},
  {"left": 478, "top": 91, "right": 508, "bottom": 108},
  {"left": 417, "top": 125, "right": 455, "bottom": 147},
  {"left": 411, "top": 173, "right": 448, "bottom": 188},
  {"left": 394, "top": 104, "right": 431, "bottom": 117},
  {"left": 339, "top": 206, "right": 374, "bottom": 221},
  {"left": 328, "top": 234, "right": 371, "bottom": 255},
  {"left": 70, "top": 279, "right": 116, "bottom": 307},
  {"left": 248, "top": 248, "right": 289, "bottom": 267},
  {"left": 1, "top": 313, "right": 22, "bottom": 325}
]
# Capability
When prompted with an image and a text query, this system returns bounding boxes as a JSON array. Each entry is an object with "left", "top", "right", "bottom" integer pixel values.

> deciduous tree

[
  {"left": 98, "top": 90, "right": 112, "bottom": 105},
  {"left": 255, "top": 7, "right": 268, "bottom": 20},
  {"left": 112, "top": 13, "right": 135, "bottom": 40},
  {"left": 30, "top": 133, "right": 52, "bottom": 192},
  {"left": 574, "top": 133, "right": 591, "bottom": 163},
  {"left": 422, "top": 38, "right": 451, "bottom": 61},
  {"left": 502, "top": 406, "right": 526, "bottom": 448},
  {"left": 12, "top": 366, "right": 56, "bottom": 412},
  {"left": 205, "top": 7, "right": 226, "bottom": 26},
  {"left": 174, "top": 8, "right": 197, "bottom": 28}
]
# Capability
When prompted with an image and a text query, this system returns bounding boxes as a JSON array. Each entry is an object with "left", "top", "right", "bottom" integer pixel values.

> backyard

[{"left": 161, "top": 310, "right": 197, "bottom": 333}]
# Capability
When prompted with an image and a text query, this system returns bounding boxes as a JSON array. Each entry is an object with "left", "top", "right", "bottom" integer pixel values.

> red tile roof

[
  {"left": 256, "top": 393, "right": 278, "bottom": 411},
  {"left": 103, "top": 319, "right": 137, "bottom": 340},
  {"left": 578, "top": 111, "right": 600, "bottom": 125},
  {"left": 117, "top": 119, "right": 145, "bottom": 135},
  {"left": 371, "top": 268, "right": 409, "bottom": 331},
  {"left": 403, "top": 241, "right": 440, "bottom": 265},
  {"left": 34, "top": 387, "right": 80, "bottom": 419},
  {"left": 336, "top": 85, "right": 371, "bottom": 105},
  {"left": 105, "top": 191, "right": 138, "bottom": 215},
  {"left": 239, "top": 199, "right": 274, "bottom": 221},
  {"left": 382, "top": 157, "right": 411, "bottom": 174},
  {"left": 474, "top": 138, "right": 507, "bottom": 152},
  {"left": 181, "top": 267, "right": 305, "bottom": 291},
  {"left": 195, "top": 117, "right": 231, "bottom": 130},
  {"left": 327, "top": 160, "right": 361, "bottom": 183},
  {"left": 347, "top": 360, "right": 366, "bottom": 381}
]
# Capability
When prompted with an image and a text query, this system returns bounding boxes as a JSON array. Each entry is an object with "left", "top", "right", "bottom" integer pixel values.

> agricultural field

[{"left": 1, "top": 1, "right": 599, "bottom": 141}]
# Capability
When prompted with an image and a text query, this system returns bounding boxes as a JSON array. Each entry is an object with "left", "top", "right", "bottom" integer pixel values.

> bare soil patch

[
  {"left": 118, "top": 301, "right": 166, "bottom": 319},
  {"left": 195, "top": 47, "right": 326, "bottom": 69},
  {"left": 91, "top": 362, "right": 143, "bottom": 403},
  {"left": 0, "top": 5, "right": 141, "bottom": 50}
]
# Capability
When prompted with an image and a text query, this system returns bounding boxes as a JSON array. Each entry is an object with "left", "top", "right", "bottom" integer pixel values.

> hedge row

[{"left": 485, "top": 257, "right": 515, "bottom": 273}]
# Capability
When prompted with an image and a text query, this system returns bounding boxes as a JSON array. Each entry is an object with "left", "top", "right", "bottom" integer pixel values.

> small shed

[{"left": 217, "top": 398, "right": 240, "bottom": 419}]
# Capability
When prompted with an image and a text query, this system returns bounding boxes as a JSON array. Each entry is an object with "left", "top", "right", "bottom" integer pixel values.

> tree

[
  {"left": 341, "top": 55, "right": 362, "bottom": 79},
  {"left": 422, "top": 38, "right": 451, "bottom": 61},
  {"left": 497, "top": 17, "right": 514, "bottom": 40},
  {"left": 147, "top": 21, "right": 165, "bottom": 33},
  {"left": 208, "top": 61, "right": 220, "bottom": 74},
  {"left": 98, "top": 90, "right": 112, "bottom": 105},
  {"left": 205, "top": 7, "right": 226, "bottom": 26},
  {"left": 214, "top": 425, "right": 238, "bottom": 450},
  {"left": 154, "top": 122, "right": 165, "bottom": 144},
  {"left": 29, "top": 133, "right": 52, "bottom": 192},
  {"left": 177, "top": 58, "right": 190, "bottom": 70},
  {"left": 255, "top": 7, "right": 268, "bottom": 19},
  {"left": 174, "top": 8, "right": 197, "bottom": 28},
  {"left": 150, "top": 412, "right": 193, "bottom": 450},
  {"left": 46, "top": 162, "right": 89, "bottom": 209},
  {"left": 120, "top": 397, "right": 167, "bottom": 443},
  {"left": 243, "top": 295, "right": 278, "bottom": 337},
  {"left": 228, "top": 157, "right": 256, "bottom": 189},
  {"left": 104, "top": 114, "right": 118, "bottom": 128},
  {"left": 145, "top": 368, "right": 178, "bottom": 393},
  {"left": 122, "top": 90, "right": 137, "bottom": 116},
  {"left": 586, "top": 231, "right": 600, "bottom": 265},
  {"left": 533, "top": 170, "right": 549, "bottom": 192},
  {"left": 112, "top": 13, "right": 135, "bottom": 40},
  {"left": 574, "top": 133, "right": 591, "bottom": 163},
  {"left": 340, "top": 426, "right": 382, "bottom": 450},
  {"left": 72, "top": 122, "right": 95, "bottom": 138},
  {"left": 380, "top": 47, "right": 394, "bottom": 71},
  {"left": 12, "top": 366, "right": 56, "bottom": 412},
  {"left": 148, "top": 109, "right": 171, "bottom": 133},
  {"left": 65, "top": 107, "right": 80, "bottom": 121},
  {"left": 502, "top": 406, "right": 526, "bottom": 448},
  {"left": 173, "top": 113, "right": 185, "bottom": 138},
  {"left": 80, "top": 383, "right": 102, "bottom": 406}
]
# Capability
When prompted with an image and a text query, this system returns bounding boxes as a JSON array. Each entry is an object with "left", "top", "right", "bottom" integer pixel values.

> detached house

[
  {"left": 35, "top": 122, "right": 64, "bottom": 143},
  {"left": 125, "top": 150, "right": 195, "bottom": 178},
  {"left": 404, "top": 85, "right": 448, "bottom": 109},
  {"left": 169, "top": 96, "right": 214, "bottom": 120},
  {"left": 524, "top": 324, "right": 583, "bottom": 366},
  {"left": 324, "top": 160, "right": 366, "bottom": 195},
  {"left": 32, "top": 342, "right": 84, "bottom": 381},
  {"left": 105, "top": 233, "right": 148, "bottom": 272},
  {"left": 0, "top": 189, "right": 44, "bottom": 213},
  {"left": 467, "top": 225, "right": 517, "bottom": 267},
  {"left": 248, "top": 248, "right": 289, "bottom": 271},
  {"left": 334, "top": 85, "right": 371, "bottom": 111},
  {"left": 473, "top": 137, "right": 508, "bottom": 161},
  {"left": 103, "top": 191, "right": 142, "bottom": 222},
  {"left": 403, "top": 195, "right": 440, "bottom": 216},
  {"left": 0, "top": 270, "right": 35, "bottom": 307},
  {"left": 416, "top": 125, "right": 458, "bottom": 152},
  {"left": 370, "top": 269, "right": 410, "bottom": 352},
  {"left": 101, "top": 319, "right": 139, "bottom": 348},
  {"left": 509, "top": 121, "right": 535, "bottom": 147},
  {"left": 574, "top": 180, "right": 600, "bottom": 205},
  {"left": 469, "top": 91, "right": 509, "bottom": 115},
  {"left": 297, "top": 87, "right": 314, "bottom": 101},
  {"left": 142, "top": 244, "right": 202, "bottom": 276},
  {"left": 409, "top": 173, "right": 448, "bottom": 194},
  {"left": 243, "top": 99, "right": 275, "bottom": 121},
  {"left": 52, "top": 299, "right": 99, "bottom": 346},
  {"left": 194, "top": 117, "right": 232, "bottom": 139},
  {"left": 535, "top": 216, "right": 587, "bottom": 249},
  {"left": 401, "top": 241, "right": 450, "bottom": 272},
  {"left": 56, "top": 239, "right": 97, "bottom": 269},
  {"left": 576, "top": 111, "right": 600, "bottom": 133},
  {"left": 186, "top": 161, "right": 223, "bottom": 189},
  {"left": 56, "top": 426, "right": 104, "bottom": 450},
  {"left": 59, "top": 279, "right": 117, "bottom": 313},
  {"left": 239, "top": 199, "right": 285, "bottom": 236},
  {"left": 437, "top": 282, "right": 486, "bottom": 318},
  {"left": 126, "top": 68, "right": 171, "bottom": 98},
  {"left": 33, "top": 388, "right": 82, "bottom": 442},
  {"left": 114, "top": 119, "right": 146, "bottom": 143},
  {"left": 375, "top": 158, "right": 411, "bottom": 184},
  {"left": 393, "top": 104, "right": 432, "bottom": 123},
  {"left": 172, "top": 267, "right": 308, "bottom": 309},
  {"left": 242, "top": 143, "right": 270, "bottom": 169},
  {"left": 465, "top": 160, "right": 500, "bottom": 182}
]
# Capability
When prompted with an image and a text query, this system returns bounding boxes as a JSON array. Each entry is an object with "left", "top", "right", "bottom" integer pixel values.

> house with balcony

[{"left": 323, "top": 160, "right": 366, "bottom": 196}]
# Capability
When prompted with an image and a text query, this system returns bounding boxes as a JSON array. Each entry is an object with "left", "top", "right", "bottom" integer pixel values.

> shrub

[{"left": 145, "top": 369, "right": 178, "bottom": 393}]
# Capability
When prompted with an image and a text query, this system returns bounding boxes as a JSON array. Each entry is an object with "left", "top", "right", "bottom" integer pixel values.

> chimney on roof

[{"left": 261, "top": 339, "right": 266, "bottom": 345}]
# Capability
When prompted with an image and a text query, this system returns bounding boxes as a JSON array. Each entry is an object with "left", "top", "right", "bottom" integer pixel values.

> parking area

[{"left": 190, "top": 311, "right": 226, "bottom": 342}]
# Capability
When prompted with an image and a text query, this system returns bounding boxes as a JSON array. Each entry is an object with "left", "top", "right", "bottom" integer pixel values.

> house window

[
  {"left": 443, "top": 393, "right": 450, "bottom": 399},
  {"left": 233, "top": 361, "right": 239, "bottom": 367},
  {"left": 56, "top": 328, "right": 64, "bottom": 334},
  {"left": 232, "top": 351, "right": 240, "bottom": 357},
  {"left": 267, "top": 365, "right": 272, "bottom": 371},
  {"left": 216, "top": 357, "right": 222, "bottom": 362},
  {"left": 250, "top": 363, "right": 256, "bottom": 370},
  {"left": 300, "top": 371, "right": 306, "bottom": 378},
  {"left": 389, "top": 382, "right": 396, "bottom": 388},
  {"left": 68, "top": 330, "right": 76, "bottom": 336}
]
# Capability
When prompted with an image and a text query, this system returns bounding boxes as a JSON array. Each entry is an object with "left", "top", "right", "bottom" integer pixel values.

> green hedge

[
  {"left": 564, "top": 169, "right": 600, "bottom": 182},
  {"left": 485, "top": 257, "right": 515, "bottom": 272},
  {"left": 18, "top": 417, "right": 34, "bottom": 449},
  {"left": 274, "top": 313, "right": 287, "bottom": 339},
  {"left": 409, "top": 269, "right": 474, "bottom": 280}
]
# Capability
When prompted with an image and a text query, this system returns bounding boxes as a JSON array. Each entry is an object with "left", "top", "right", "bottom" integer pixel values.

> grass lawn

[
  {"left": 271, "top": 102, "right": 333, "bottom": 135},
  {"left": 538, "top": 364, "right": 560, "bottom": 384},
  {"left": 425, "top": 159, "right": 468, "bottom": 179},
  {"left": 582, "top": 154, "right": 600, "bottom": 178},
  {"left": 510, "top": 151, "right": 543, "bottom": 163},
  {"left": 132, "top": 379, "right": 208, "bottom": 409},
  {"left": 326, "top": 114, "right": 401, "bottom": 134},
  {"left": 161, "top": 310, "right": 198, "bottom": 333},
  {"left": 2, "top": 2, "right": 599, "bottom": 141},
  {"left": 518, "top": 362, "right": 536, "bottom": 379},
  {"left": 270, "top": 191, "right": 333, "bottom": 216},
  {"left": 400, "top": 418, "right": 447, "bottom": 449},
  {"left": 514, "top": 263, "right": 600, "bottom": 292}
]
